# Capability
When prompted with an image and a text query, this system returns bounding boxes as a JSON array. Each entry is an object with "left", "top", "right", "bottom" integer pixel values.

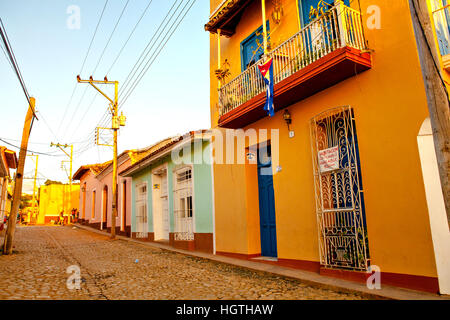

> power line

[
  {"left": 0, "top": 18, "right": 37, "bottom": 120},
  {"left": 36, "top": 110, "right": 58, "bottom": 141},
  {"left": 120, "top": 0, "right": 197, "bottom": 108},
  {"left": 106, "top": 0, "right": 154, "bottom": 75},
  {"left": 0, "top": 41, "right": 14, "bottom": 72},
  {"left": 119, "top": 0, "right": 182, "bottom": 100},
  {"left": 56, "top": 0, "right": 109, "bottom": 137},
  {"left": 91, "top": 0, "right": 130, "bottom": 76},
  {"left": 64, "top": 0, "right": 129, "bottom": 141},
  {"left": 0, "top": 138, "right": 62, "bottom": 157},
  {"left": 69, "top": 1, "right": 182, "bottom": 148},
  {"left": 79, "top": 0, "right": 109, "bottom": 75}
]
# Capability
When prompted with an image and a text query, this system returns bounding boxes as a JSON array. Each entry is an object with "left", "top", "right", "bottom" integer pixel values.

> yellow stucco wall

[
  {"left": 37, "top": 184, "right": 79, "bottom": 224},
  {"left": 209, "top": 0, "right": 438, "bottom": 278}
]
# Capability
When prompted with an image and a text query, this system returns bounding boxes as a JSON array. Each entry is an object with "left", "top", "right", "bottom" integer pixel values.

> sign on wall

[
  {"left": 153, "top": 184, "right": 160, "bottom": 190},
  {"left": 318, "top": 146, "right": 340, "bottom": 173}
]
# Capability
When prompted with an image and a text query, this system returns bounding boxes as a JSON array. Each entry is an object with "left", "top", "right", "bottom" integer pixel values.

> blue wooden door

[
  {"left": 257, "top": 147, "right": 277, "bottom": 257},
  {"left": 241, "top": 25, "right": 266, "bottom": 71}
]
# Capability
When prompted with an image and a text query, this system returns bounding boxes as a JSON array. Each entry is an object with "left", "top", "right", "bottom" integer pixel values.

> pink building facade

[
  {"left": 94, "top": 153, "right": 133, "bottom": 236},
  {"left": 74, "top": 139, "right": 177, "bottom": 237}
]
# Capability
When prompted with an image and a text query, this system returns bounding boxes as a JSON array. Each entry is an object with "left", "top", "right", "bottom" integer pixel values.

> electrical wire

[
  {"left": 106, "top": 0, "right": 154, "bottom": 76},
  {"left": 120, "top": 0, "right": 197, "bottom": 108},
  {"left": 0, "top": 18, "right": 37, "bottom": 120},
  {"left": 64, "top": 0, "right": 130, "bottom": 142},
  {"left": 119, "top": 0, "right": 181, "bottom": 99},
  {"left": 91, "top": 0, "right": 130, "bottom": 76},
  {"left": 0, "top": 138, "right": 62, "bottom": 157},
  {"left": 56, "top": 0, "right": 109, "bottom": 137}
]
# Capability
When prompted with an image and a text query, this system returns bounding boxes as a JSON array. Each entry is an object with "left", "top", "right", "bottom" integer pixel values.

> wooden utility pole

[
  {"left": 409, "top": 0, "right": 450, "bottom": 226},
  {"left": 3, "top": 97, "right": 35, "bottom": 255},
  {"left": 77, "top": 76, "right": 124, "bottom": 239},
  {"left": 111, "top": 81, "right": 119, "bottom": 240},
  {"left": 51, "top": 143, "right": 73, "bottom": 223}
]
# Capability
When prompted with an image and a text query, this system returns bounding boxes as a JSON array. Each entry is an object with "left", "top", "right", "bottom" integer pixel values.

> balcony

[{"left": 217, "top": 4, "right": 372, "bottom": 128}]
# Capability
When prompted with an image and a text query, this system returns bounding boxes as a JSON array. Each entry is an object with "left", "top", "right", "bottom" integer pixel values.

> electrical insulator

[{"left": 119, "top": 112, "right": 126, "bottom": 126}]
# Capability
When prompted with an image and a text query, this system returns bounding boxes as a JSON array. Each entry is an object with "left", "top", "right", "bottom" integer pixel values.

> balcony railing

[
  {"left": 432, "top": 3, "right": 450, "bottom": 56},
  {"left": 218, "top": 3, "right": 366, "bottom": 117}
]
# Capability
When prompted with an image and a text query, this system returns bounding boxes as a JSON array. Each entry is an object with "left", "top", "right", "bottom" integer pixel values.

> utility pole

[
  {"left": 77, "top": 76, "right": 125, "bottom": 239},
  {"left": 409, "top": 0, "right": 450, "bottom": 226},
  {"left": 28, "top": 154, "right": 38, "bottom": 224},
  {"left": 50, "top": 143, "right": 73, "bottom": 223},
  {"left": 3, "top": 97, "right": 35, "bottom": 255}
]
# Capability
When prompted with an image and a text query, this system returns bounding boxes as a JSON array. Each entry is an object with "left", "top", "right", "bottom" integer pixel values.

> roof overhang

[
  {"left": 72, "top": 167, "right": 90, "bottom": 181},
  {"left": 205, "top": 0, "right": 254, "bottom": 36},
  {"left": 95, "top": 152, "right": 130, "bottom": 180}
]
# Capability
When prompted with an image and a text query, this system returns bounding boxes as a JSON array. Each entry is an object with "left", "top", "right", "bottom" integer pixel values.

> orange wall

[{"left": 209, "top": 0, "right": 438, "bottom": 278}]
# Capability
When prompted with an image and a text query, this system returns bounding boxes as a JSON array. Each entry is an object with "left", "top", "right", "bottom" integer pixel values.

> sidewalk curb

[{"left": 72, "top": 224, "right": 449, "bottom": 300}]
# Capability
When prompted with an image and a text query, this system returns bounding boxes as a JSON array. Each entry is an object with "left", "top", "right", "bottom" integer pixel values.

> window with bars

[
  {"left": 173, "top": 167, "right": 194, "bottom": 240},
  {"left": 176, "top": 169, "right": 192, "bottom": 183},
  {"left": 135, "top": 182, "right": 148, "bottom": 237}
]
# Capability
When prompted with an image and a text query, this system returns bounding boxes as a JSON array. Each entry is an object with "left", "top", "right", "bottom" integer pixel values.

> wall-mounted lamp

[
  {"left": 283, "top": 109, "right": 292, "bottom": 130},
  {"left": 283, "top": 109, "right": 295, "bottom": 138}
]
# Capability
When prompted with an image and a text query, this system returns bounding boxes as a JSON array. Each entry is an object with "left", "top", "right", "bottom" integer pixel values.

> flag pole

[{"left": 261, "top": 0, "right": 268, "bottom": 55}]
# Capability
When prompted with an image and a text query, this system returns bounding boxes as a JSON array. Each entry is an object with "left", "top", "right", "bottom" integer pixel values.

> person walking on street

[{"left": 59, "top": 210, "right": 64, "bottom": 226}]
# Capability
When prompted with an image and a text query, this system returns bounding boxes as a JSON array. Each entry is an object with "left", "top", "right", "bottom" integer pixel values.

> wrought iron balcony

[{"left": 217, "top": 3, "right": 372, "bottom": 128}]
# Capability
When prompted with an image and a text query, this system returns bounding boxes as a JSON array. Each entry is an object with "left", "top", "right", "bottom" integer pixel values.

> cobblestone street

[{"left": 0, "top": 226, "right": 370, "bottom": 300}]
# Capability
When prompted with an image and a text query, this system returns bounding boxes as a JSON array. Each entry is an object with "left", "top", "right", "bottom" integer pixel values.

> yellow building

[
  {"left": 206, "top": 0, "right": 449, "bottom": 294},
  {"left": 37, "top": 183, "right": 79, "bottom": 224}
]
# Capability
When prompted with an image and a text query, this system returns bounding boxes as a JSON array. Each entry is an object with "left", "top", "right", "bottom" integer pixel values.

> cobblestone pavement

[{"left": 0, "top": 226, "right": 371, "bottom": 300}]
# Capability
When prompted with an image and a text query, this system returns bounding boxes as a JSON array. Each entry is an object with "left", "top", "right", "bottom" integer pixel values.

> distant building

[
  {"left": 0, "top": 146, "right": 17, "bottom": 224},
  {"left": 73, "top": 138, "right": 176, "bottom": 236},
  {"left": 37, "top": 183, "right": 79, "bottom": 224}
]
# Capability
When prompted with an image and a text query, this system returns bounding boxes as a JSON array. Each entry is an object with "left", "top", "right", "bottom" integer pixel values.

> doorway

[
  {"left": 257, "top": 144, "right": 277, "bottom": 258},
  {"left": 102, "top": 185, "right": 108, "bottom": 230},
  {"left": 121, "top": 180, "right": 127, "bottom": 232},
  {"left": 153, "top": 167, "right": 169, "bottom": 241},
  {"left": 310, "top": 106, "right": 369, "bottom": 270}
]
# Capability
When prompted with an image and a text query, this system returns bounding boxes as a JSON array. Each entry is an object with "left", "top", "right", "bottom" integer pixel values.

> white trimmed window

[
  {"left": 135, "top": 182, "right": 148, "bottom": 238},
  {"left": 173, "top": 166, "right": 194, "bottom": 240}
]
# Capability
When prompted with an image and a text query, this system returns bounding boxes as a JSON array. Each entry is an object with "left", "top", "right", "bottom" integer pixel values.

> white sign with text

[{"left": 318, "top": 146, "right": 339, "bottom": 173}]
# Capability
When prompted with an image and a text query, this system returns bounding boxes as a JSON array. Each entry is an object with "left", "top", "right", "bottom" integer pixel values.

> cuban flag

[{"left": 258, "top": 57, "right": 275, "bottom": 117}]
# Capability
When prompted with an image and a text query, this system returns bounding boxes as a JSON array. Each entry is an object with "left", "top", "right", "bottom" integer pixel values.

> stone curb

[{"left": 72, "top": 224, "right": 449, "bottom": 301}]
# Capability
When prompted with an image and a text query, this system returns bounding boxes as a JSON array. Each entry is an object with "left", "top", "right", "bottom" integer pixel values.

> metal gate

[{"left": 310, "top": 106, "right": 370, "bottom": 271}]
